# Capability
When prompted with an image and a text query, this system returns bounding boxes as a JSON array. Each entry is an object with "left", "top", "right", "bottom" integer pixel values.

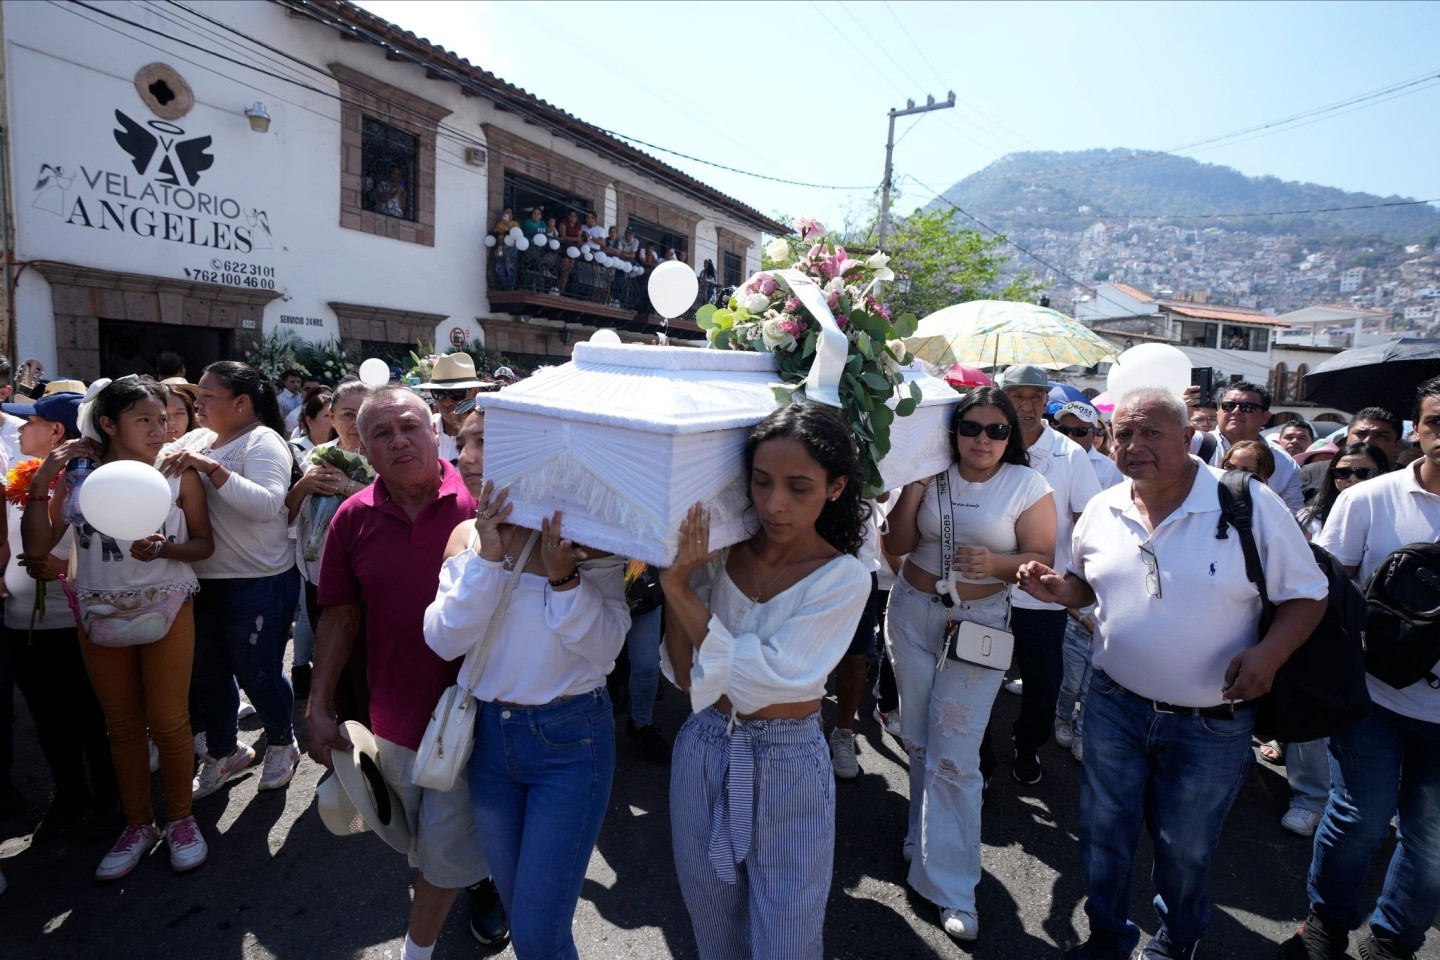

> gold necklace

[{"left": 749, "top": 541, "right": 808, "bottom": 606}]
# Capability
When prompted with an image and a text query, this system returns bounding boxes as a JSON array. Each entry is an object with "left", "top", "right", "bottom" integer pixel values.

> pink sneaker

[
  {"left": 165, "top": 815, "right": 208, "bottom": 872},
  {"left": 192, "top": 742, "right": 256, "bottom": 800},
  {"left": 95, "top": 823, "right": 161, "bottom": 881}
]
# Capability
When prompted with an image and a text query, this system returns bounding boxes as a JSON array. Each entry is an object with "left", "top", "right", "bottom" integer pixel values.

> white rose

[
  {"left": 745, "top": 293, "right": 771, "bottom": 314},
  {"left": 867, "top": 251, "right": 890, "bottom": 271},
  {"left": 765, "top": 237, "right": 791, "bottom": 262},
  {"left": 761, "top": 318, "right": 797, "bottom": 352},
  {"left": 887, "top": 339, "right": 908, "bottom": 363}
]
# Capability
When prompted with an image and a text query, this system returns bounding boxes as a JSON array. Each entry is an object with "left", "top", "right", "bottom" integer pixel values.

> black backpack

[
  {"left": 1216, "top": 471, "right": 1370, "bottom": 743},
  {"left": 1362, "top": 543, "right": 1440, "bottom": 690}
]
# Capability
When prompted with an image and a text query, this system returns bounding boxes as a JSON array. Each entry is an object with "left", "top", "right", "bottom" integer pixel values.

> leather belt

[
  {"left": 1100, "top": 672, "right": 1256, "bottom": 720},
  {"left": 491, "top": 693, "right": 575, "bottom": 709}
]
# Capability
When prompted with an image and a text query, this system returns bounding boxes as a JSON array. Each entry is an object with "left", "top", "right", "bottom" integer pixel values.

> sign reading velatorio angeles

[{"left": 31, "top": 109, "right": 277, "bottom": 289}]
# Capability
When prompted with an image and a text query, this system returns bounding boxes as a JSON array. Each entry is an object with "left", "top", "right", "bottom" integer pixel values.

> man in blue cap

[{"left": 0, "top": 390, "right": 121, "bottom": 843}]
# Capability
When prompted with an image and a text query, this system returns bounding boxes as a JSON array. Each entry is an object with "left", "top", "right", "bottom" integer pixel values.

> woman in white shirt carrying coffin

[
  {"left": 882, "top": 387, "right": 1056, "bottom": 943},
  {"left": 661, "top": 402, "right": 872, "bottom": 960}
]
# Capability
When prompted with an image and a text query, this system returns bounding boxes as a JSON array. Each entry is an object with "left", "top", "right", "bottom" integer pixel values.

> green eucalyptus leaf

[
  {"left": 846, "top": 352, "right": 863, "bottom": 373},
  {"left": 696, "top": 304, "right": 718, "bottom": 328},
  {"left": 802, "top": 333, "right": 817, "bottom": 359},
  {"left": 894, "top": 312, "right": 919, "bottom": 338},
  {"left": 861, "top": 370, "right": 890, "bottom": 391},
  {"left": 772, "top": 385, "right": 796, "bottom": 405},
  {"left": 870, "top": 404, "right": 894, "bottom": 430},
  {"left": 909, "top": 380, "right": 922, "bottom": 401},
  {"left": 895, "top": 397, "right": 918, "bottom": 417}
]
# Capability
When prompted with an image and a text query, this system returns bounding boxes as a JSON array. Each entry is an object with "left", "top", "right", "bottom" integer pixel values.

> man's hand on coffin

[
  {"left": 541, "top": 511, "right": 588, "bottom": 589},
  {"left": 663, "top": 502, "right": 718, "bottom": 588}
]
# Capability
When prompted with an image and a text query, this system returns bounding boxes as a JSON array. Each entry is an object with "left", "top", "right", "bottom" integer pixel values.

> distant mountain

[{"left": 931, "top": 150, "right": 1440, "bottom": 244}]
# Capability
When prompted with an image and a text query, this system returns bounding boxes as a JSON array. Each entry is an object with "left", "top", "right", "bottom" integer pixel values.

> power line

[
  {"left": 964, "top": 196, "right": 1440, "bottom": 222},
  {"left": 586, "top": 127, "right": 875, "bottom": 191}
]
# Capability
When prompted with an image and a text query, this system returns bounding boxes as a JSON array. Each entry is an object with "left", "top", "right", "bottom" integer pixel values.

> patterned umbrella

[{"left": 905, "top": 300, "right": 1118, "bottom": 371}]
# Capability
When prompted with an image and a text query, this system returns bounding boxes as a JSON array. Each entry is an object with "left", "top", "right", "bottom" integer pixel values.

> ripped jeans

[{"left": 885, "top": 578, "right": 1009, "bottom": 914}]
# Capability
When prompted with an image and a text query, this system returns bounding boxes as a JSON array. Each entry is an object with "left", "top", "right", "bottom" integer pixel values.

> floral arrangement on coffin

[{"left": 695, "top": 218, "right": 921, "bottom": 497}]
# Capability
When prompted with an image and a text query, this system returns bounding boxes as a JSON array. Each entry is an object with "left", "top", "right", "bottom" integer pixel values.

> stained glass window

[{"left": 362, "top": 118, "right": 417, "bottom": 221}]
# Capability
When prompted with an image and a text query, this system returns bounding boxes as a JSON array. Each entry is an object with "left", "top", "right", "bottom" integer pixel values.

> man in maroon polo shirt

[{"left": 306, "top": 385, "right": 508, "bottom": 957}]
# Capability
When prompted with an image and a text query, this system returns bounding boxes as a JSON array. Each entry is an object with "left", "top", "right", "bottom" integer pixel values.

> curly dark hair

[
  {"left": 204, "top": 361, "right": 286, "bottom": 436},
  {"left": 93, "top": 375, "right": 167, "bottom": 457},
  {"left": 743, "top": 402, "right": 870, "bottom": 556},
  {"left": 951, "top": 387, "right": 1030, "bottom": 469}
]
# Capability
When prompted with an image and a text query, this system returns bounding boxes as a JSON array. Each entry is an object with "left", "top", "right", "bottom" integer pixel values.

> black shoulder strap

[
  {"left": 1197, "top": 432, "right": 1219, "bottom": 465},
  {"left": 1216, "top": 469, "right": 1271, "bottom": 611}
]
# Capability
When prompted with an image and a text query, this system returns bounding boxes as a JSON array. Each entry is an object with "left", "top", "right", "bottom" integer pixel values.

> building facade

[{"left": 2, "top": 0, "right": 779, "bottom": 379}]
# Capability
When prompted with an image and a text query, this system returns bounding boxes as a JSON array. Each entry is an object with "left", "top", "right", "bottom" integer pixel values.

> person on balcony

[{"left": 520, "top": 207, "right": 545, "bottom": 237}]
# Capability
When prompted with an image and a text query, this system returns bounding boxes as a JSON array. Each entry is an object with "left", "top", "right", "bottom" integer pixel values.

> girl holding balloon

[{"left": 22, "top": 375, "right": 213, "bottom": 881}]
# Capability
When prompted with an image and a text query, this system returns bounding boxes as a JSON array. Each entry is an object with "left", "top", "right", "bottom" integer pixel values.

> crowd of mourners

[{"left": 0, "top": 345, "right": 1436, "bottom": 960}]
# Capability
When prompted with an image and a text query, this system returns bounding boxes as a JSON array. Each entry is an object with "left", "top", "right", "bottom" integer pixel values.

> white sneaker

[
  {"left": 873, "top": 703, "right": 905, "bottom": 740},
  {"left": 829, "top": 728, "right": 859, "bottom": 780},
  {"left": 258, "top": 740, "right": 301, "bottom": 791},
  {"left": 165, "top": 815, "right": 208, "bottom": 872},
  {"left": 95, "top": 822, "right": 161, "bottom": 881},
  {"left": 148, "top": 738, "right": 160, "bottom": 774},
  {"left": 193, "top": 742, "right": 256, "bottom": 800},
  {"left": 1071, "top": 735, "right": 1084, "bottom": 764},
  {"left": 1054, "top": 717, "right": 1075, "bottom": 747},
  {"left": 1281, "top": 807, "right": 1322, "bottom": 837},
  {"left": 902, "top": 838, "right": 915, "bottom": 864},
  {"left": 1004, "top": 678, "right": 1023, "bottom": 695},
  {"left": 237, "top": 700, "right": 256, "bottom": 721},
  {"left": 941, "top": 907, "right": 979, "bottom": 942},
  {"left": 193, "top": 731, "right": 207, "bottom": 758}
]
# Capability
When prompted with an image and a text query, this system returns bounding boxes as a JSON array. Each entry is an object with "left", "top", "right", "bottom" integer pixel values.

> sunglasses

[
  {"left": 1219, "top": 401, "right": 1265, "bottom": 414},
  {"left": 957, "top": 421, "right": 1012, "bottom": 441},
  {"left": 1332, "top": 467, "right": 1374, "bottom": 480},
  {"left": 431, "top": 389, "right": 466, "bottom": 401},
  {"left": 1053, "top": 425, "right": 1094, "bottom": 438}
]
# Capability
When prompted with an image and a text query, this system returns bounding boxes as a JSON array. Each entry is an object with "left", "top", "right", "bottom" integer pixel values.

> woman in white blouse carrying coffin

[
  {"left": 882, "top": 387, "right": 1056, "bottom": 943},
  {"left": 424, "top": 408, "right": 630, "bottom": 960},
  {"left": 661, "top": 403, "right": 872, "bottom": 960}
]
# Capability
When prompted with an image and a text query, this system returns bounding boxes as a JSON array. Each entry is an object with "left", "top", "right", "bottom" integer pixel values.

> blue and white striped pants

[{"left": 671, "top": 706, "right": 834, "bottom": 960}]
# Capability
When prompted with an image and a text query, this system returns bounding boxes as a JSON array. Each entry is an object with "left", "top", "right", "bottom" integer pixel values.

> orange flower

[{"left": 4, "top": 459, "right": 56, "bottom": 507}]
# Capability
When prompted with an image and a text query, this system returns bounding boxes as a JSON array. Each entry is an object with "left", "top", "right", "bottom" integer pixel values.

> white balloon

[
  {"left": 583, "top": 252, "right": 593, "bottom": 262},
  {"left": 483, "top": 235, "right": 497, "bottom": 248},
  {"left": 77, "top": 461, "right": 172, "bottom": 542},
  {"left": 508, "top": 226, "right": 522, "bottom": 238},
  {"left": 1106, "top": 343, "right": 1192, "bottom": 404},
  {"left": 647, "top": 259, "right": 700, "bottom": 318},
  {"left": 533, "top": 232, "right": 547, "bottom": 245},
  {"left": 581, "top": 243, "right": 593, "bottom": 254},
  {"left": 596, "top": 254, "right": 610, "bottom": 267},
  {"left": 590, "top": 328, "right": 622, "bottom": 345},
  {"left": 359, "top": 357, "right": 391, "bottom": 386},
  {"left": 516, "top": 238, "right": 530, "bottom": 251},
  {"left": 503, "top": 235, "right": 515, "bottom": 247},
  {"left": 566, "top": 246, "right": 580, "bottom": 259},
  {"left": 548, "top": 239, "right": 560, "bottom": 251}
]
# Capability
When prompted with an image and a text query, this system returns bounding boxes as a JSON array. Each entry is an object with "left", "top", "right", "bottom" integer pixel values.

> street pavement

[{"left": 2, "top": 670, "right": 1436, "bottom": 960}]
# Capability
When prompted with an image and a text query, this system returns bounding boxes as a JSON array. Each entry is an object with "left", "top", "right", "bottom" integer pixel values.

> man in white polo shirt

[
  {"left": 1284, "top": 377, "right": 1440, "bottom": 960},
  {"left": 1187, "top": 381, "right": 1305, "bottom": 513},
  {"left": 986, "top": 365, "right": 1102, "bottom": 786},
  {"left": 1018, "top": 386, "right": 1326, "bottom": 960}
]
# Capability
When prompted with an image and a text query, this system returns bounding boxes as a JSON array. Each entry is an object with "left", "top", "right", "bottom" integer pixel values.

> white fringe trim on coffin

[
  {"left": 570, "top": 342, "right": 777, "bottom": 373},
  {"left": 493, "top": 452, "right": 756, "bottom": 564}
]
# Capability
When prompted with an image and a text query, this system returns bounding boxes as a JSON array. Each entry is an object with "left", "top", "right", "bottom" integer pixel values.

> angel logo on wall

[
  {"left": 113, "top": 110, "right": 213, "bottom": 186},
  {"left": 32, "top": 163, "right": 74, "bottom": 216},
  {"left": 247, "top": 208, "right": 273, "bottom": 250}
]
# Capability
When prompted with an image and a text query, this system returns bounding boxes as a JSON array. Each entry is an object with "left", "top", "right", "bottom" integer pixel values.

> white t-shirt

[
  {"left": 431, "top": 413, "right": 458, "bottom": 463},
  {"left": 911, "top": 462, "right": 1052, "bottom": 582},
  {"left": 169, "top": 426, "right": 295, "bottom": 579},
  {"left": 1088, "top": 446, "right": 1125, "bottom": 489},
  {"left": 659, "top": 552, "right": 871, "bottom": 715},
  {"left": 1013, "top": 427, "right": 1102, "bottom": 610},
  {"left": 0, "top": 413, "right": 23, "bottom": 474},
  {"left": 1071, "top": 460, "right": 1328, "bottom": 707},
  {"left": 1316, "top": 459, "right": 1440, "bottom": 722},
  {"left": 3, "top": 502, "right": 75, "bottom": 631}
]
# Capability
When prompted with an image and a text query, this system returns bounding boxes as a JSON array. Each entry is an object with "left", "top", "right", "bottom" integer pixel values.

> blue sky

[{"left": 356, "top": 0, "right": 1440, "bottom": 232}]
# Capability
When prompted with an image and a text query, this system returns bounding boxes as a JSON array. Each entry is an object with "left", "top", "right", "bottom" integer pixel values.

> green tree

[{"left": 884, "top": 207, "right": 1039, "bottom": 319}]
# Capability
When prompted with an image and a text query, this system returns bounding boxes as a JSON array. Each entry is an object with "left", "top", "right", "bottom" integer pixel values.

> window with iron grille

[
  {"left": 723, "top": 252, "right": 743, "bottom": 288},
  {"left": 362, "top": 118, "right": 417, "bottom": 222}
]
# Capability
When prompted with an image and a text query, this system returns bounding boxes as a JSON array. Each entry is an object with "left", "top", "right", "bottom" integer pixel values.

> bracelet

[
  {"left": 26, "top": 492, "right": 52, "bottom": 503},
  {"left": 547, "top": 570, "right": 580, "bottom": 588},
  {"left": 204, "top": 462, "right": 223, "bottom": 477}
]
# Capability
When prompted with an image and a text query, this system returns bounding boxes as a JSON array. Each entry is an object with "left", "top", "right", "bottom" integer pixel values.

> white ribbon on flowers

[
  {"left": 77, "top": 378, "right": 111, "bottom": 444},
  {"left": 775, "top": 268, "right": 845, "bottom": 409}
]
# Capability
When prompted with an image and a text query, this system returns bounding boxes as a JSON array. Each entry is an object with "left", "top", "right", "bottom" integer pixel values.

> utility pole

[{"left": 878, "top": 91, "right": 956, "bottom": 252}]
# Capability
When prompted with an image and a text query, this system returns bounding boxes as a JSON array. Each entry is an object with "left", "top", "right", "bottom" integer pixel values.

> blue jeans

[
  {"left": 981, "top": 606, "right": 1067, "bottom": 776},
  {"left": 625, "top": 607, "right": 662, "bottom": 728},
  {"left": 1057, "top": 616, "right": 1095, "bottom": 736},
  {"left": 191, "top": 569, "right": 301, "bottom": 758},
  {"left": 1077, "top": 671, "right": 1256, "bottom": 956},
  {"left": 1285, "top": 737, "right": 1330, "bottom": 813},
  {"left": 469, "top": 689, "right": 615, "bottom": 960},
  {"left": 1308, "top": 703, "right": 1440, "bottom": 953}
]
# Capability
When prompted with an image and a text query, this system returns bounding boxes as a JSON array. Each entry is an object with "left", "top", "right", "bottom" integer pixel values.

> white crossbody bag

[
  {"left": 934, "top": 466, "right": 1015, "bottom": 672},
  {"left": 412, "top": 529, "right": 539, "bottom": 791}
]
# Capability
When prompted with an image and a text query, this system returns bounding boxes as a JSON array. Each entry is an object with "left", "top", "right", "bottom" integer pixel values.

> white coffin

[{"left": 480, "top": 342, "right": 958, "bottom": 566}]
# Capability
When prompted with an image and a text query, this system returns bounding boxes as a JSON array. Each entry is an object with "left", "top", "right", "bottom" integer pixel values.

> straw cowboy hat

[
  {"left": 416, "top": 353, "right": 490, "bottom": 391},
  {"left": 42, "top": 378, "right": 87, "bottom": 396},
  {"left": 329, "top": 721, "right": 413, "bottom": 856},
  {"left": 160, "top": 377, "right": 200, "bottom": 401}
]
